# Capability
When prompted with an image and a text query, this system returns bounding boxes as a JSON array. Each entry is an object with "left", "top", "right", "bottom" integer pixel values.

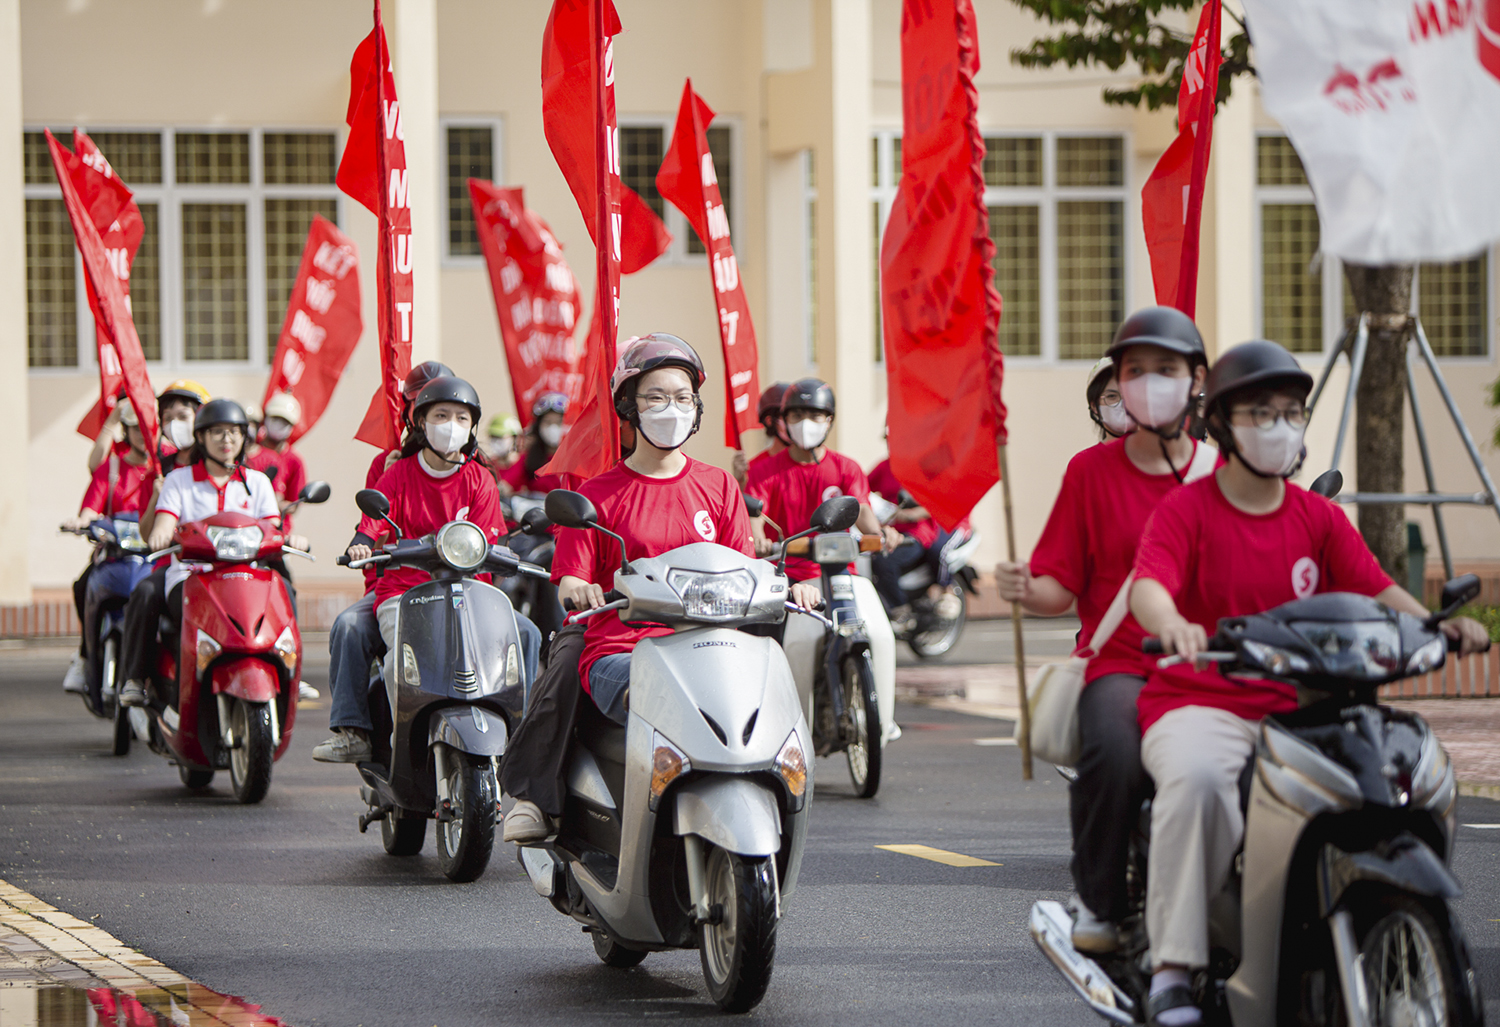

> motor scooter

[
  {"left": 62, "top": 515, "right": 154, "bottom": 756},
  {"left": 1032, "top": 559, "right": 1487, "bottom": 1024},
  {"left": 339, "top": 488, "right": 548, "bottom": 882},
  {"left": 516, "top": 489, "right": 839, "bottom": 1012},
  {"left": 865, "top": 492, "right": 981, "bottom": 660},
  {"left": 142, "top": 481, "right": 330, "bottom": 804}
]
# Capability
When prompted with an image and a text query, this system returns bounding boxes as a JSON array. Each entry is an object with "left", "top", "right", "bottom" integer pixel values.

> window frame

[
  {"left": 615, "top": 114, "right": 740, "bottom": 266},
  {"left": 440, "top": 116, "right": 505, "bottom": 267},
  {"left": 24, "top": 125, "right": 343, "bottom": 375}
]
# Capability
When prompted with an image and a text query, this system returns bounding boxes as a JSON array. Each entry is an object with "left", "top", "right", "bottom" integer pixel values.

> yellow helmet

[{"left": 158, "top": 379, "right": 210, "bottom": 408}]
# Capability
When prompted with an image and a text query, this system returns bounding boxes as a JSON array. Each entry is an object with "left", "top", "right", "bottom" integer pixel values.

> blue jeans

[
  {"left": 588, "top": 653, "right": 631, "bottom": 725},
  {"left": 328, "top": 592, "right": 382, "bottom": 732}
]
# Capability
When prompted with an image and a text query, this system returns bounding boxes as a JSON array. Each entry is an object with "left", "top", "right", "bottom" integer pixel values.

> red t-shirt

[
  {"left": 745, "top": 448, "right": 871, "bottom": 582},
  {"left": 867, "top": 458, "right": 940, "bottom": 548},
  {"left": 79, "top": 454, "right": 154, "bottom": 517},
  {"left": 357, "top": 456, "right": 505, "bottom": 605},
  {"left": 1132, "top": 476, "right": 1393, "bottom": 733},
  {"left": 354, "top": 450, "right": 399, "bottom": 593},
  {"left": 1029, "top": 438, "right": 1214, "bottom": 684},
  {"left": 552, "top": 458, "right": 754, "bottom": 692},
  {"left": 495, "top": 459, "right": 528, "bottom": 493},
  {"left": 242, "top": 446, "right": 307, "bottom": 504}
]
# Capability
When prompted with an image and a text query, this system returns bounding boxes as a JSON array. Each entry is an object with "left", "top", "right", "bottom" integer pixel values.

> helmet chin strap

[{"left": 1138, "top": 401, "right": 1193, "bottom": 484}]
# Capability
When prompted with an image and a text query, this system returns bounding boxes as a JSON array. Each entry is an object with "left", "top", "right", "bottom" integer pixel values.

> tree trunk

[{"left": 1343, "top": 263, "right": 1414, "bottom": 586}]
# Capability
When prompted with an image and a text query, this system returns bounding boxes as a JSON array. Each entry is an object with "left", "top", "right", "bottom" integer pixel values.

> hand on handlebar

[
  {"left": 345, "top": 544, "right": 372, "bottom": 564},
  {"left": 1155, "top": 616, "right": 1208, "bottom": 664},
  {"left": 788, "top": 581, "right": 823, "bottom": 612},
  {"left": 753, "top": 536, "right": 778, "bottom": 558},
  {"left": 1442, "top": 615, "right": 1492, "bottom": 656},
  {"left": 285, "top": 533, "right": 310, "bottom": 553},
  {"left": 560, "top": 579, "right": 607, "bottom": 613},
  {"left": 881, "top": 525, "right": 902, "bottom": 554}
]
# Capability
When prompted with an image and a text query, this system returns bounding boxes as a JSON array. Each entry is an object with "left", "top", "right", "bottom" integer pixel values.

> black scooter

[{"left": 338, "top": 489, "right": 548, "bottom": 881}]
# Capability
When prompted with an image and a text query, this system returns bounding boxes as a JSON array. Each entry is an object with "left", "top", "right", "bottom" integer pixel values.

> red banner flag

[
  {"left": 46, "top": 131, "right": 160, "bottom": 476},
  {"left": 263, "top": 216, "right": 363, "bottom": 444},
  {"left": 70, "top": 130, "right": 145, "bottom": 440},
  {"left": 656, "top": 80, "right": 762, "bottom": 449},
  {"left": 879, "top": 0, "right": 1005, "bottom": 531},
  {"left": 1141, "top": 0, "right": 1222, "bottom": 316},
  {"left": 337, "top": 0, "right": 412, "bottom": 451},
  {"left": 468, "top": 181, "right": 585, "bottom": 424}
]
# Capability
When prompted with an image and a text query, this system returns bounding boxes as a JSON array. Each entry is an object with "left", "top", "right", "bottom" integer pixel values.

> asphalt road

[{"left": 1, "top": 640, "right": 1498, "bottom": 1027}]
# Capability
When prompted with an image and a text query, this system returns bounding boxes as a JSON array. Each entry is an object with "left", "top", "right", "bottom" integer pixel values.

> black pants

[
  {"left": 500, "top": 622, "right": 587, "bottom": 818},
  {"left": 1069, "top": 672, "right": 1149, "bottom": 922},
  {"left": 73, "top": 564, "right": 92, "bottom": 656},
  {"left": 121, "top": 569, "right": 184, "bottom": 685},
  {"left": 870, "top": 538, "right": 927, "bottom": 609}
]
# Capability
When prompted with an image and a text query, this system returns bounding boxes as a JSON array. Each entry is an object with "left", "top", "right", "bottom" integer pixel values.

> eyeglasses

[
  {"left": 1232, "top": 404, "right": 1307, "bottom": 430},
  {"left": 204, "top": 426, "right": 244, "bottom": 442},
  {"left": 637, "top": 392, "right": 696, "bottom": 414},
  {"left": 1098, "top": 390, "right": 1122, "bottom": 407},
  {"left": 786, "top": 410, "right": 831, "bottom": 425}
]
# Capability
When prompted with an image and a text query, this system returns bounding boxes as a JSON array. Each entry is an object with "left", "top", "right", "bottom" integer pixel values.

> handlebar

[
  {"left": 281, "top": 546, "right": 315, "bottom": 562},
  {"left": 562, "top": 589, "right": 625, "bottom": 613},
  {"left": 1142, "top": 637, "right": 1163, "bottom": 655},
  {"left": 781, "top": 534, "right": 884, "bottom": 556},
  {"left": 786, "top": 601, "right": 833, "bottom": 629}
]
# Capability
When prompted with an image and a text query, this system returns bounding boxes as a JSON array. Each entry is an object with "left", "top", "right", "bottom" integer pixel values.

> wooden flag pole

[{"left": 997, "top": 442, "right": 1032, "bottom": 780}]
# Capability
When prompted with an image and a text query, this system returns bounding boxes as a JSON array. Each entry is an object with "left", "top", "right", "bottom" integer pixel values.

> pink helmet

[{"left": 609, "top": 334, "right": 706, "bottom": 402}]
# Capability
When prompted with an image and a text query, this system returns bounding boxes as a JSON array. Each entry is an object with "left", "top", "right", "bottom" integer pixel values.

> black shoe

[{"left": 1146, "top": 985, "right": 1200, "bottom": 1027}]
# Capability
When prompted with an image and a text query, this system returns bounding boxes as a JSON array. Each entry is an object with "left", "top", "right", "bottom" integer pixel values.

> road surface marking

[
  {"left": 1462, "top": 823, "right": 1500, "bottom": 829},
  {"left": 876, "top": 844, "right": 1001, "bottom": 867},
  {"left": 974, "top": 737, "right": 1016, "bottom": 746}
]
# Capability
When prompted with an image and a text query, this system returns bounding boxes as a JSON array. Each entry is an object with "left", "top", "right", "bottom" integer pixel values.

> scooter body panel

[
  {"left": 83, "top": 552, "right": 153, "bottom": 716},
  {"left": 673, "top": 776, "right": 782, "bottom": 856},
  {"left": 428, "top": 705, "right": 509, "bottom": 757}
]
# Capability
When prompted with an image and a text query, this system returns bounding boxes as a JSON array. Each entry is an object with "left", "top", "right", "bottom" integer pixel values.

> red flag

[
  {"left": 469, "top": 181, "right": 586, "bottom": 424},
  {"left": 263, "top": 216, "right": 363, "bottom": 444},
  {"left": 656, "top": 80, "right": 762, "bottom": 449},
  {"left": 539, "top": 0, "right": 668, "bottom": 481},
  {"left": 46, "top": 131, "right": 160, "bottom": 476},
  {"left": 70, "top": 130, "right": 145, "bottom": 440},
  {"left": 879, "top": 0, "right": 1005, "bottom": 531},
  {"left": 1141, "top": 0, "right": 1222, "bottom": 316},
  {"left": 337, "top": 1, "right": 412, "bottom": 451}
]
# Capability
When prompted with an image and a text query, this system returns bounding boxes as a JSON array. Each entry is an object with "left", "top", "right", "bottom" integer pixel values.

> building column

[
  {"left": 0, "top": 0, "right": 29, "bottom": 603},
  {"left": 1209, "top": 68, "right": 1255, "bottom": 358},
  {"left": 390, "top": 0, "right": 442, "bottom": 366}
]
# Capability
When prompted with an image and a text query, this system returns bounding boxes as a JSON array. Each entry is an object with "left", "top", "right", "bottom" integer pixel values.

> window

[
  {"left": 620, "top": 125, "right": 666, "bottom": 221},
  {"left": 24, "top": 127, "right": 339, "bottom": 370},
  {"left": 443, "top": 121, "right": 501, "bottom": 260},
  {"left": 617, "top": 118, "right": 737, "bottom": 263},
  {"left": 685, "top": 126, "right": 732, "bottom": 255},
  {"left": 1419, "top": 256, "right": 1489, "bottom": 357}
]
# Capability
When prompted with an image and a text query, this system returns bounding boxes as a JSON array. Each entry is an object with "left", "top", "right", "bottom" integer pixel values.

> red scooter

[{"left": 143, "top": 482, "right": 329, "bottom": 803}]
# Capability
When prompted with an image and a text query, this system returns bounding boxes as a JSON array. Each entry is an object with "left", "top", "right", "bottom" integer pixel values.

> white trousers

[
  {"left": 1140, "top": 705, "right": 1259, "bottom": 969},
  {"left": 376, "top": 597, "right": 401, "bottom": 711}
]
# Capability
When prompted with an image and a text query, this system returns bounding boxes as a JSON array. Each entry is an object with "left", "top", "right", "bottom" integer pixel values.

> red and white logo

[
  {"left": 821, "top": 485, "right": 843, "bottom": 503},
  {"left": 1292, "top": 556, "right": 1320, "bottom": 599},
  {"left": 693, "top": 509, "right": 716, "bottom": 542}
]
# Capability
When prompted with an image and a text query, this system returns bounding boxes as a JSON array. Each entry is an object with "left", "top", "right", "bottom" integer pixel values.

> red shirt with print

[
  {"left": 552, "top": 458, "right": 754, "bottom": 693},
  {"left": 79, "top": 454, "right": 154, "bottom": 517},
  {"left": 243, "top": 446, "right": 307, "bottom": 504},
  {"left": 867, "top": 459, "right": 941, "bottom": 548},
  {"left": 1132, "top": 475, "right": 1393, "bottom": 733},
  {"left": 745, "top": 448, "right": 870, "bottom": 582},
  {"left": 353, "top": 449, "right": 399, "bottom": 594},
  {"left": 1029, "top": 438, "right": 1215, "bottom": 684},
  {"left": 357, "top": 456, "right": 504, "bottom": 605}
]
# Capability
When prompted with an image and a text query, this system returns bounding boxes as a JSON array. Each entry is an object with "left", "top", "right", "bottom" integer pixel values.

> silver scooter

[{"left": 517, "top": 490, "right": 856, "bottom": 1012}]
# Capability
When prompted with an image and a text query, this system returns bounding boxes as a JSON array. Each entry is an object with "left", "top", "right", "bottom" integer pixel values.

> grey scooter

[
  {"left": 339, "top": 488, "right": 548, "bottom": 882},
  {"left": 517, "top": 490, "right": 857, "bottom": 1012}
]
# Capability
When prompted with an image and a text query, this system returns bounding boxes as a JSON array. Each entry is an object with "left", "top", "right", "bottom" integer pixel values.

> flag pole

[{"left": 997, "top": 441, "right": 1032, "bottom": 780}]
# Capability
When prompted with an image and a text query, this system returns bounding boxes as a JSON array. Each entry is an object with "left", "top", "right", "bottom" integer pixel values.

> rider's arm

[
  {"left": 1129, "top": 577, "right": 1207, "bottom": 661},
  {"left": 1376, "top": 584, "right": 1490, "bottom": 655},
  {"left": 86, "top": 406, "right": 123, "bottom": 473},
  {"left": 139, "top": 477, "right": 166, "bottom": 541},
  {"left": 147, "top": 511, "right": 178, "bottom": 553},
  {"left": 994, "top": 563, "right": 1076, "bottom": 617}
]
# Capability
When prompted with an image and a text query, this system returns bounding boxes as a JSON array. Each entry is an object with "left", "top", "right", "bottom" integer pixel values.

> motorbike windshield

[
  {"left": 112, "top": 519, "right": 148, "bottom": 552},
  {"left": 1290, "top": 620, "right": 1402, "bottom": 680}
]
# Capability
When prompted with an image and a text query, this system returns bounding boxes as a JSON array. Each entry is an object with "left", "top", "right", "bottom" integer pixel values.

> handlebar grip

[
  {"left": 563, "top": 597, "right": 577, "bottom": 612},
  {"left": 336, "top": 555, "right": 351, "bottom": 566},
  {"left": 563, "top": 589, "right": 624, "bottom": 613},
  {"left": 1142, "top": 637, "right": 1164, "bottom": 655},
  {"left": 519, "top": 562, "right": 550, "bottom": 580}
]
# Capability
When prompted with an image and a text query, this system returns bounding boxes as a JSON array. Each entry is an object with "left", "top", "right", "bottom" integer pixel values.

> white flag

[{"left": 1242, "top": 0, "right": 1500, "bottom": 263}]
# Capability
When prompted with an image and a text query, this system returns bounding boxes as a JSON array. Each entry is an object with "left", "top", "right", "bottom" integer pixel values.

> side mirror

[
  {"left": 1440, "top": 573, "right": 1480, "bottom": 612},
  {"left": 544, "top": 489, "right": 598, "bottom": 529},
  {"left": 744, "top": 495, "right": 765, "bottom": 518},
  {"left": 1310, "top": 469, "right": 1343, "bottom": 500},
  {"left": 520, "top": 507, "right": 551, "bottom": 536},
  {"left": 300, "top": 481, "right": 332, "bottom": 505},
  {"left": 811, "top": 495, "right": 860, "bottom": 534},
  {"left": 355, "top": 489, "right": 391, "bottom": 519}
]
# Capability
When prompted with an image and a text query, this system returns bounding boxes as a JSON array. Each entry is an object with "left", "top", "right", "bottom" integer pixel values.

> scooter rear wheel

[
  {"left": 842, "top": 653, "right": 882, "bottom": 798},
  {"left": 592, "top": 929, "right": 648, "bottom": 968},
  {"left": 228, "top": 699, "right": 274, "bottom": 805},
  {"left": 381, "top": 808, "right": 426, "bottom": 856},
  {"left": 104, "top": 638, "right": 132, "bottom": 757},
  {"left": 699, "top": 846, "right": 778, "bottom": 1013},
  {"left": 178, "top": 764, "right": 214, "bottom": 789},
  {"left": 908, "top": 586, "right": 967, "bottom": 660},
  {"left": 435, "top": 750, "right": 497, "bottom": 882}
]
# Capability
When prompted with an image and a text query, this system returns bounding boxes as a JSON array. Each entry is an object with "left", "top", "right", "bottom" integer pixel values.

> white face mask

[
  {"left": 638, "top": 405, "right": 697, "bottom": 451},
  {"left": 1121, "top": 372, "right": 1192, "bottom": 431},
  {"left": 164, "top": 418, "right": 194, "bottom": 450},
  {"left": 425, "top": 419, "right": 469, "bottom": 456},
  {"left": 788, "top": 419, "right": 829, "bottom": 450},
  {"left": 539, "top": 423, "right": 565, "bottom": 448},
  {"left": 1232, "top": 420, "right": 1304, "bottom": 478},
  {"left": 264, "top": 418, "right": 292, "bottom": 443},
  {"left": 1098, "top": 401, "right": 1135, "bottom": 437}
]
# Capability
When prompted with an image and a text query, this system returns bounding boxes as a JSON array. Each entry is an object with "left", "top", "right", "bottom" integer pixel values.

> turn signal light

[
  {"left": 775, "top": 733, "right": 808, "bottom": 802},
  {"left": 273, "top": 626, "right": 297, "bottom": 671},
  {"left": 649, "top": 733, "right": 690, "bottom": 811},
  {"left": 196, "top": 630, "right": 221, "bottom": 674}
]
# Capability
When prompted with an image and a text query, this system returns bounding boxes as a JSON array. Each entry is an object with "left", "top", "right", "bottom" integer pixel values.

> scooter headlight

[
  {"left": 649, "top": 732, "right": 691, "bottom": 811},
  {"left": 1242, "top": 640, "right": 1311, "bottom": 677},
  {"left": 775, "top": 732, "right": 808, "bottom": 806},
  {"left": 273, "top": 625, "right": 297, "bottom": 671},
  {"left": 196, "top": 630, "right": 221, "bottom": 674},
  {"left": 666, "top": 568, "right": 755, "bottom": 622},
  {"left": 436, "top": 521, "right": 488, "bottom": 572},
  {"left": 811, "top": 533, "right": 859, "bottom": 565},
  {"left": 1406, "top": 636, "right": 1446, "bottom": 676},
  {"left": 205, "top": 525, "right": 263, "bottom": 561}
]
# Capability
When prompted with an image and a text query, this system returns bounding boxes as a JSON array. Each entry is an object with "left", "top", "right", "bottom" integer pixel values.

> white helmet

[
  {"left": 264, "top": 392, "right": 302, "bottom": 426},
  {"left": 117, "top": 399, "right": 139, "bottom": 427}
]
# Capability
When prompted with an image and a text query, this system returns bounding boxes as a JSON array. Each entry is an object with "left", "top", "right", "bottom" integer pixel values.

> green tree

[{"left": 1010, "top": 0, "right": 1414, "bottom": 582}]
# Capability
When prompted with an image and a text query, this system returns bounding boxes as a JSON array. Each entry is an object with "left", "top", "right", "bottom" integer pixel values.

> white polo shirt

[{"left": 156, "top": 462, "right": 279, "bottom": 591}]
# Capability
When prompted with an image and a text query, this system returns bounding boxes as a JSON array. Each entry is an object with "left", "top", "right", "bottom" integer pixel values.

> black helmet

[
  {"left": 194, "top": 398, "right": 249, "bottom": 433},
  {"left": 403, "top": 361, "right": 456, "bottom": 402},
  {"left": 781, "top": 377, "right": 835, "bottom": 418},
  {"left": 1106, "top": 306, "right": 1207, "bottom": 366},
  {"left": 1202, "top": 340, "right": 1314, "bottom": 413},
  {"left": 412, "top": 376, "right": 483, "bottom": 423},
  {"left": 757, "top": 382, "right": 790, "bottom": 428}
]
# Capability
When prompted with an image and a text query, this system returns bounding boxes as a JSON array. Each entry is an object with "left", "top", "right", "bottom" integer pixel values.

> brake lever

[
  {"left": 786, "top": 601, "right": 834, "bottom": 629},
  {"left": 146, "top": 544, "right": 182, "bottom": 562},
  {"left": 564, "top": 597, "right": 628, "bottom": 624},
  {"left": 1155, "top": 651, "right": 1235, "bottom": 669},
  {"left": 280, "top": 546, "right": 315, "bottom": 562}
]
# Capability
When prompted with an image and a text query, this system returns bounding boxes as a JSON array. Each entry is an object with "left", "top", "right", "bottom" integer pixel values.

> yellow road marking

[{"left": 876, "top": 844, "right": 1001, "bottom": 867}]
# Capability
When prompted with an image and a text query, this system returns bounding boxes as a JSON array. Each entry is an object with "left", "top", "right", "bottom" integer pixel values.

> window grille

[
  {"left": 983, "top": 137, "right": 1042, "bottom": 188},
  {"left": 989, "top": 205, "right": 1042, "bottom": 357},
  {"left": 446, "top": 125, "right": 493, "bottom": 257},
  {"left": 175, "top": 132, "right": 251, "bottom": 185},
  {"left": 263, "top": 132, "right": 336, "bottom": 186},
  {"left": 182, "top": 203, "right": 249, "bottom": 361},
  {"left": 1057, "top": 136, "right": 1124, "bottom": 188},
  {"left": 265, "top": 198, "right": 339, "bottom": 356},
  {"left": 1057, "top": 200, "right": 1125, "bottom": 360},
  {"left": 620, "top": 125, "right": 665, "bottom": 221},
  {"left": 1260, "top": 203, "right": 1323, "bottom": 353},
  {"left": 25, "top": 198, "right": 76, "bottom": 367},
  {"left": 1420, "top": 255, "right": 1489, "bottom": 357}
]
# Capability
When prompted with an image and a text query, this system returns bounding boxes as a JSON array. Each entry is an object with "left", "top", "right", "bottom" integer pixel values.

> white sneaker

[
  {"left": 62, "top": 654, "right": 88, "bottom": 694},
  {"left": 119, "top": 680, "right": 148, "bottom": 708},
  {"left": 502, "top": 800, "right": 555, "bottom": 844},
  {"left": 1070, "top": 897, "right": 1120, "bottom": 954},
  {"left": 298, "top": 681, "right": 320, "bottom": 700}
]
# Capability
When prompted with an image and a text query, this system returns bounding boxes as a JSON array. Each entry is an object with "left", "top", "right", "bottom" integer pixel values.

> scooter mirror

[
  {"left": 520, "top": 507, "right": 551, "bottom": 536},
  {"left": 1310, "top": 469, "right": 1343, "bottom": 500},
  {"left": 811, "top": 495, "right": 860, "bottom": 533},
  {"left": 300, "top": 481, "right": 332, "bottom": 505},
  {"left": 545, "top": 489, "right": 597, "bottom": 529},
  {"left": 744, "top": 495, "right": 765, "bottom": 518},
  {"left": 1440, "top": 573, "right": 1481, "bottom": 612},
  {"left": 355, "top": 489, "right": 391, "bottom": 519}
]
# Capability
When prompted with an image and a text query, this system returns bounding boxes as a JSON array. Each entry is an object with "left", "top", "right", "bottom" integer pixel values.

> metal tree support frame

[{"left": 1306, "top": 312, "right": 1500, "bottom": 581}]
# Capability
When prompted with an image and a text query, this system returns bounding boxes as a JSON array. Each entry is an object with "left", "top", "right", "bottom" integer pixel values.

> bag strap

[
  {"left": 1183, "top": 439, "right": 1217, "bottom": 483},
  {"left": 105, "top": 453, "right": 119, "bottom": 517}
]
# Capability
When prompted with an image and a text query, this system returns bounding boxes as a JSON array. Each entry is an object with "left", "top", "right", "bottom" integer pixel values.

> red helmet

[{"left": 757, "top": 382, "right": 790, "bottom": 428}]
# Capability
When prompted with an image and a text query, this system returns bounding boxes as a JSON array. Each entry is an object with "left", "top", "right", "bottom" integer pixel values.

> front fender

[
  {"left": 1317, "top": 833, "right": 1461, "bottom": 917},
  {"left": 428, "top": 706, "right": 509, "bottom": 756},
  {"left": 673, "top": 776, "right": 782, "bottom": 857},
  {"left": 211, "top": 659, "right": 279, "bottom": 703}
]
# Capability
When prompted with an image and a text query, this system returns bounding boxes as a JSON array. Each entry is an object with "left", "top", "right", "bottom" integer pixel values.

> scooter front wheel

[
  {"left": 105, "top": 638, "right": 132, "bottom": 757},
  {"left": 699, "top": 846, "right": 778, "bottom": 1013},
  {"left": 842, "top": 653, "right": 882, "bottom": 798},
  {"left": 228, "top": 699, "right": 274, "bottom": 805},
  {"left": 435, "top": 749, "right": 497, "bottom": 882},
  {"left": 1356, "top": 891, "right": 1476, "bottom": 1026},
  {"left": 907, "top": 586, "right": 967, "bottom": 660}
]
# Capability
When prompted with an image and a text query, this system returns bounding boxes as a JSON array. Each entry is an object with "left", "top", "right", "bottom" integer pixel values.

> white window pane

[{"left": 182, "top": 202, "right": 248, "bottom": 361}]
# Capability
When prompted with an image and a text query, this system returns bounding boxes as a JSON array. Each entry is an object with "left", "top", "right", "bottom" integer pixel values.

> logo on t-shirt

[
  {"left": 694, "top": 510, "right": 716, "bottom": 542},
  {"left": 1291, "top": 556, "right": 1319, "bottom": 599},
  {"left": 821, "top": 485, "right": 843, "bottom": 502},
  {"left": 456, "top": 505, "right": 471, "bottom": 522}
]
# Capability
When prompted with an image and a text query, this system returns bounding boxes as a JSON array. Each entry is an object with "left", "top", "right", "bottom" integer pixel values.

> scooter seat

[{"left": 576, "top": 700, "right": 627, "bottom": 766}]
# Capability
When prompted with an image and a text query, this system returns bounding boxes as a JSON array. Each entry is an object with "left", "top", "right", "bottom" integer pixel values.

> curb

[{"left": 1459, "top": 781, "right": 1500, "bottom": 800}]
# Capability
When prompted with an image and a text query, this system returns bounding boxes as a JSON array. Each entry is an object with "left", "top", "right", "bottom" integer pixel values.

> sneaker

[
  {"left": 62, "top": 654, "right": 88, "bottom": 694},
  {"left": 502, "top": 800, "right": 554, "bottom": 844},
  {"left": 297, "top": 681, "right": 320, "bottom": 701},
  {"left": 311, "top": 729, "right": 372, "bottom": 763},
  {"left": 119, "top": 679, "right": 148, "bottom": 708},
  {"left": 1070, "top": 897, "right": 1121, "bottom": 954},
  {"left": 934, "top": 591, "right": 964, "bottom": 619},
  {"left": 888, "top": 604, "right": 917, "bottom": 634}
]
